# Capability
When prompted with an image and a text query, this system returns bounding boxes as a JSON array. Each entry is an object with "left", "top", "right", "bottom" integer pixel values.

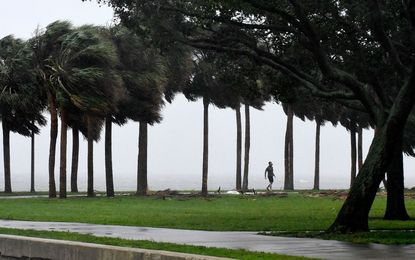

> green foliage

[
  {"left": 0, "top": 35, "right": 46, "bottom": 135},
  {"left": 111, "top": 26, "right": 166, "bottom": 124}
]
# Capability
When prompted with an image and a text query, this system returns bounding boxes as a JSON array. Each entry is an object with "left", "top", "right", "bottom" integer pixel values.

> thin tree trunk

[
  {"left": 59, "top": 109, "right": 67, "bottom": 198},
  {"left": 358, "top": 127, "right": 363, "bottom": 170},
  {"left": 284, "top": 105, "right": 294, "bottom": 190},
  {"left": 30, "top": 128, "right": 35, "bottom": 193},
  {"left": 3, "top": 121, "right": 11, "bottom": 193},
  {"left": 235, "top": 104, "right": 242, "bottom": 191},
  {"left": 242, "top": 104, "right": 250, "bottom": 192},
  {"left": 47, "top": 91, "right": 57, "bottom": 198},
  {"left": 87, "top": 114, "right": 94, "bottom": 197},
  {"left": 313, "top": 121, "right": 321, "bottom": 190},
  {"left": 289, "top": 108, "right": 294, "bottom": 190},
  {"left": 350, "top": 128, "right": 357, "bottom": 188},
  {"left": 105, "top": 116, "right": 114, "bottom": 197},
  {"left": 71, "top": 126, "right": 79, "bottom": 193},
  {"left": 137, "top": 122, "right": 148, "bottom": 195},
  {"left": 202, "top": 98, "right": 209, "bottom": 196},
  {"left": 384, "top": 135, "right": 410, "bottom": 220}
]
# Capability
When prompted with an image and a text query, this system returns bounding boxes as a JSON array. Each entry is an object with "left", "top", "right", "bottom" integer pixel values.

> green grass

[
  {"left": 0, "top": 194, "right": 344, "bottom": 231},
  {"left": 0, "top": 227, "right": 311, "bottom": 260},
  {"left": 0, "top": 193, "right": 414, "bottom": 245}
]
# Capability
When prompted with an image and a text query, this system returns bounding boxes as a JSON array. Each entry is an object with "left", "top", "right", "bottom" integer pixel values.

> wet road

[{"left": 0, "top": 220, "right": 413, "bottom": 260}]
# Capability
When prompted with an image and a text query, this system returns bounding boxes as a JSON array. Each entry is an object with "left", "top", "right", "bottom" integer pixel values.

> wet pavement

[{"left": 0, "top": 220, "right": 414, "bottom": 260}]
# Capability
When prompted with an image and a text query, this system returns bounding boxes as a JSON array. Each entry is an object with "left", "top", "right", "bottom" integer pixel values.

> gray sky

[{"left": 1, "top": 0, "right": 414, "bottom": 192}]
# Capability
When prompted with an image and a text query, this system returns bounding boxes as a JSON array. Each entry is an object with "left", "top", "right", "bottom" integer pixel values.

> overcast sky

[{"left": 1, "top": 0, "right": 414, "bottom": 192}]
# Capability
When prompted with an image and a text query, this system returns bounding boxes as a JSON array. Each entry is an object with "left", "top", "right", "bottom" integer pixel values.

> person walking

[{"left": 265, "top": 161, "right": 275, "bottom": 191}]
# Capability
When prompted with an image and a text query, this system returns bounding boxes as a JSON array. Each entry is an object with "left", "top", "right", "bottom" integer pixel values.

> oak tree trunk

[
  {"left": 313, "top": 121, "right": 321, "bottom": 190},
  {"left": 242, "top": 104, "right": 250, "bottom": 192},
  {"left": 328, "top": 122, "right": 409, "bottom": 232},
  {"left": 47, "top": 91, "right": 57, "bottom": 198},
  {"left": 71, "top": 126, "right": 79, "bottom": 193},
  {"left": 3, "top": 121, "right": 11, "bottom": 193},
  {"left": 235, "top": 104, "right": 242, "bottom": 191},
  {"left": 105, "top": 116, "right": 115, "bottom": 197},
  {"left": 59, "top": 109, "right": 67, "bottom": 198},
  {"left": 87, "top": 114, "right": 94, "bottom": 197},
  {"left": 137, "top": 122, "right": 148, "bottom": 196},
  {"left": 384, "top": 135, "right": 410, "bottom": 220},
  {"left": 350, "top": 128, "right": 357, "bottom": 188},
  {"left": 202, "top": 98, "right": 209, "bottom": 196}
]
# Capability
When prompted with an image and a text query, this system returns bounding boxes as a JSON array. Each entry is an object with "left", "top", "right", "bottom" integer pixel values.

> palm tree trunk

[
  {"left": 47, "top": 91, "right": 57, "bottom": 198},
  {"left": 87, "top": 114, "right": 94, "bottom": 197},
  {"left": 71, "top": 126, "right": 79, "bottom": 193},
  {"left": 284, "top": 104, "right": 294, "bottom": 190},
  {"left": 350, "top": 128, "right": 357, "bottom": 188},
  {"left": 235, "top": 104, "right": 242, "bottom": 191},
  {"left": 242, "top": 104, "right": 250, "bottom": 192},
  {"left": 105, "top": 116, "right": 114, "bottom": 197},
  {"left": 2, "top": 121, "right": 11, "bottom": 193},
  {"left": 59, "top": 109, "right": 67, "bottom": 198},
  {"left": 384, "top": 135, "right": 410, "bottom": 220},
  {"left": 137, "top": 122, "right": 148, "bottom": 195},
  {"left": 313, "top": 120, "right": 321, "bottom": 190},
  {"left": 30, "top": 128, "right": 35, "bottom": 193},
  {"left": 202, "top": 98, "right": 209, "bottom": 196},
  {"left": 358, "top": 127, "right": 363, "bottom": 170}
]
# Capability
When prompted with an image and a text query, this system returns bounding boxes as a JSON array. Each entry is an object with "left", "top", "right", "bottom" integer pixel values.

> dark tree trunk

[
  {"left": 384, "top": 135, "right": 410, "bottom": 220},
  {"left": 284, "top": 105, "right": 294, "bottom": 190},
  {"left": 105, "top": 116, "right": 114, "bottom": 197},
  {"left": 242, "top": 104, "right": 250, "bottom": 192},
  {"left": 137, "top": 122, "right": 148, "bottom": 196},
  {"left": 235, "top": 104, "right": 242, "bottom": 191},
  {"left": 47, "top": 91, "right": 57, "bottom": 198},
  {"left": 59, "top": 109, "right": 67, "bottom": 199},
  {"left": 71, "top": 126, "right": 79, "bottom": 193},
  {"left": 328, "top": 64, "right": 415, "bottom": 233},
  {"left": 358, "top": 127, "right": 363, "bottom": 170},
  {"left": 202, "top": 98, "right": 209, "bottom": 196},
  {"left": 350, "top": 128, "right": 357, "bottom": 188},
  {"left": 30, "top": 128, "right": 35, "bottom": 193},
  {"left": 3, "top": 121, "right": 11, "bottom": 193},
  {"left": 328, "top": 124, "right": 407, "bottom": 232},
  {"left": 313, "top": 121, "right": 321, "bottom": 190},
  {"left": 87, "top": 114, "right": 94, "bottom": 197}
]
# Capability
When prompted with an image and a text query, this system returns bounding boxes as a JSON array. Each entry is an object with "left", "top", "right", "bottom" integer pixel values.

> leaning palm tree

[
  {"left": 46, "top": 24, "right": 121, "bottom": 198},
  {"left": 0, "top": 35, "right": 46, "bottom": 193},
  {"left": 30, "top": 21, "right": 73, "bottom": 198},
  {"left": 111, "top": 26, "right": 167, "bottom": 196}
]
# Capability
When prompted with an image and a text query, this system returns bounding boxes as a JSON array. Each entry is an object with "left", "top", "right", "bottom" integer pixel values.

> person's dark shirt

[{"left": 265, "top": 166, "right": 274, "bottom": 178}]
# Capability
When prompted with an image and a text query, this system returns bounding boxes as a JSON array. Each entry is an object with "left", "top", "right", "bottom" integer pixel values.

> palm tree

[
  {"left": 45, "top": 24, "right": 121, "bottom": 198},
  {"left": 30, "top": 21, "right": 73, "bottom": 198},
  {"left": 111, "top": 26, "right": 167, "bottom": 196},
  {"left": 0, "top": 35, "right": 46, "bottom": 193}
]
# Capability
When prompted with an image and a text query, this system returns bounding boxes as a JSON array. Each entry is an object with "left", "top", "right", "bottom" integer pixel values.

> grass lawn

[{"left": 0, "top": 192, "right": 414, "bottom": 245}]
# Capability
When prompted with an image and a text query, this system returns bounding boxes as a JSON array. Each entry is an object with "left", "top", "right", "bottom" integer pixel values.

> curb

[{"left": 0, "top": 234, "right": 233, "bottom": 260}]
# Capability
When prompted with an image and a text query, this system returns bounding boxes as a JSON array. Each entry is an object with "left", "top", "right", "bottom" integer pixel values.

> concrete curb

[{"left": 0, "top": 234, "right": 233, "bottom": 260}]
